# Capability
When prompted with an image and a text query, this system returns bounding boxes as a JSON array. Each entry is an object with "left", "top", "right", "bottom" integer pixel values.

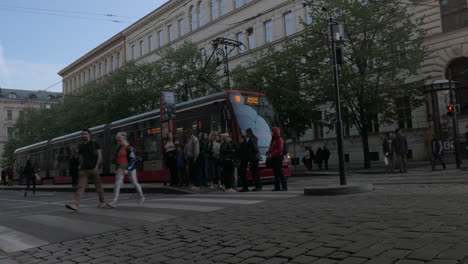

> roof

[{"left": 0, "top": 88, "right": 61, "bottom": 102}]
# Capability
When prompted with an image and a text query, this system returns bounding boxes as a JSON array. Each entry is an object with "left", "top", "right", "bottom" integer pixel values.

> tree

[{"left": 301, "top": 0, "right": 426, "bottom": 168}]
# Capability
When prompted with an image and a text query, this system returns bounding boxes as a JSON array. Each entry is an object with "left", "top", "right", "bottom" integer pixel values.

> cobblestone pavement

[{"left": 8, "top": 182, "right": 468, "bottom": 264}]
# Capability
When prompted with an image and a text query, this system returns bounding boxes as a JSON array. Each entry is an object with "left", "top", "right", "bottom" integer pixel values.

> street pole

[
  {"left": 448, "top": 77, "right": 461, "bottom": 169},
  {"left": 328, "top": 17, "right": 346, "bottom": 185}
]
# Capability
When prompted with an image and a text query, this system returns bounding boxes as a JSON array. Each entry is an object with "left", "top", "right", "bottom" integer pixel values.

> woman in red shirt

[
  {"left": 109, "top": 132, "right": 145, "bottom": 208},
  {"left": 267, "top": 127, "right": 287, "bottom": 191}
]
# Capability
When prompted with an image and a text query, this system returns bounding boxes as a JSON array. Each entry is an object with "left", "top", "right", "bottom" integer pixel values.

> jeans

[
  {"left": 178, "top": 166, "right": 187, "bottom": 186},
  {"left": 239, "top": 161, "right": 248, "bottom": 189},
  {"left": 395, "top": 153, "right": 407, "bottom": 172},
  {"left": 73, "top": 169, "right": 105, "bottom": 206},
  {"left": 249, "top": 160, "right": 261, "bottom": 189},
  {"left": 272, "top": 156, "right": 287, "bottom": 190},
  {"left": 208, "top": 158, "right": 219, "bottom": 184},
  {"left": 188, "top": 159, "right": 199, "bottom": 186},
  {"left": 112, "top": 168, "right": 144, "bottom": 203},
  {"left": 431, "top": 153, "right": 446, "bottom": 170}
]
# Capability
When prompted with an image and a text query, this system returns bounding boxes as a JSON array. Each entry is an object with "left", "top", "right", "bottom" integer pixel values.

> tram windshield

[{"left": 229, "top": 92, "right": 279, "bottom": 151}]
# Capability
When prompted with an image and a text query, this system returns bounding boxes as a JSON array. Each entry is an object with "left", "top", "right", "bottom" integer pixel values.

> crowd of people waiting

[{"left": 163, "top": 127, "right": 288, "bottom": 192}]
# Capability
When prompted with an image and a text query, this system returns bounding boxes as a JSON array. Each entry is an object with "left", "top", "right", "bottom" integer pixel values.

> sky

[{"left": 0, "top": 0, "right": 168, "bottom": 93}]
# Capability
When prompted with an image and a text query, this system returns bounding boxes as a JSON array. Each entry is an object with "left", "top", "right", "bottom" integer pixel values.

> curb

[
  {"left": 0, "top": 186, "right": 195, "bottom": 195},
  {"left": 304, "top": 183, "right": 374, "bottom": 196}
]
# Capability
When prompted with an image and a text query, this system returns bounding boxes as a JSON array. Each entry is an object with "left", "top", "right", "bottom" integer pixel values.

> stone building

[
  {"left": 0, "top": 88, "right": 61, "bottom": 157},
  {"left": 58, "top": 0, "right": 468, "bottom": 165}
]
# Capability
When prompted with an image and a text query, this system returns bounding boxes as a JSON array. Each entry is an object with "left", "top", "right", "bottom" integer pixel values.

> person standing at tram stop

[
  {"left": 237, "top": 135, "right": 249, "bottom": 192},
  {"left": 164, "top": 132, "right": 178, "bottom": 186},
  {"left": 207, "top": 132, "right": 221, "bottom": 189},
  {"left": 184, "top": 130, "right": 200, "bottom": 190},
  {"left": 240, "top": 128, "right": 262, "bottom": 192},
  {"left": 382, "top": 132, "right": 394, "bottom": 173},
  {"left": 109, "top": 132, "right": 145, "bottom": 208},
  {"left": 315, "top": 147, "right": 323, "bottom": 170},
  {"left": 431, "top": 134, "right": 446, "bottom": 171},
  {"left": 66, "top": 128, "right": 108, "bottom": 211},
  {"left": 392, "top": 128, "right": 409, "bottom": 173},
  {"left": 199, "top": 132, "right": 210, "bottom": 187},
  {"left": 303, "top": 146, "right": 312, "bottom": 171},
  {"left": 220, "top": 133, "right": 236, "bottom": 192},
  {"left": 23, "top": 160, "right": 35, "bottom": 197},
  {"left": 267, "top": 127, "right": 288, "bottom": 191}
]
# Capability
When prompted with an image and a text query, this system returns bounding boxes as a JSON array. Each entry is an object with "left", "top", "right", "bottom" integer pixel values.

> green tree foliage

[{"left": 3, "top": 42, "right": 218, "bottom": 165}]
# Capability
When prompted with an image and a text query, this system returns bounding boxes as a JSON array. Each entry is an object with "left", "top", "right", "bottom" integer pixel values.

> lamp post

[{"left": 328, "top": 17, "right": 346, "bottom": 185}]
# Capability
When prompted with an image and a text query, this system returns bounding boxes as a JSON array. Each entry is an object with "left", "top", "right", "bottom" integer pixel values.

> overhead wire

[{"left": 0, "top": 4, "right": 138, "bottom": 18}]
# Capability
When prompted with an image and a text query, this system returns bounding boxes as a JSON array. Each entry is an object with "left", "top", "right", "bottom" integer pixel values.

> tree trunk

[{"left": 361, "top": 128, "right": 371, "bottom": 169}]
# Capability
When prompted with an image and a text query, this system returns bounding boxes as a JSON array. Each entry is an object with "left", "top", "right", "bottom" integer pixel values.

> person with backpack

[
  {"left": 267, "top": 127, "right": 287, "bottom": 191},
  {"left": 108, "top": 132, "right": 145, "bottom": 208},
  {"left": 431, "top": 135, "right": 446, "bottom": 171}
]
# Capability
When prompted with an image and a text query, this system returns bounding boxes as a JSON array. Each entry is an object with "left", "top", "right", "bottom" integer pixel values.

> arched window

[
  {"left": 47, "top": 95, "right": 55, "bottom": 101},
  {"left": 198, "top": 2, "right": 205, "bottom": 27},
  {"left": 190, "top": 6, "right": 197, "bottom": 31},
  {"left": 211, "top": 0, "right": 219, "bottom": 20},
  {"left": 7, "top": 93, "right": 17, "bottom": 99}
]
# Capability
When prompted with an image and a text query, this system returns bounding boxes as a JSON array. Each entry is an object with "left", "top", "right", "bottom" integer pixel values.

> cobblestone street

[{"left": 7, "top": 181, "right": 468, "bottom": 264}]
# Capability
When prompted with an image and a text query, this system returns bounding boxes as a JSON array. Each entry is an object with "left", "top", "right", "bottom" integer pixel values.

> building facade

[
  {"left": 58, "top": 0, "right": 468, "bottom": 165},
  {"left": 0, "top": 89, "right": 61, "bottom": 157}
]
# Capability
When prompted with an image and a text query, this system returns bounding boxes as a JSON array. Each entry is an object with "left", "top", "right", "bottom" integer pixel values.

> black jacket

[{"left": 246, "top": 135, "right": 260, "bottom": 162}]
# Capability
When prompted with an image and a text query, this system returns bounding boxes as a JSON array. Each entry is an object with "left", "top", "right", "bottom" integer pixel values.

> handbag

[
  {"left": 35, "top": 173, "right": 41, "bottom": 181},
  {"left": 383, "top": 156, "right": 389, "bottom": 166}
]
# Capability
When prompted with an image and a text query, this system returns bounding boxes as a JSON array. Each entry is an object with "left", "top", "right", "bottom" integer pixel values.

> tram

[{"left": 13, "top": 90, "right": 291, "bottom": 184}]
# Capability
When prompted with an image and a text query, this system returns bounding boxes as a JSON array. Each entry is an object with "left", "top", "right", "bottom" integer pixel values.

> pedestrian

[
  {"left": 184, "top": 130, "right": 200, "bottom": 190},
  {"left": 220, "top": 133, "right": 236, "bottom": 192},
  {"left": 198, "top": 132, "right": 210, "bottom": 187},
  {"left": 322, "top": 146, "right": 330, "bottom": 170},
  {"left": 245, "top": 128, "right": 261, "bottom": 191},
  {"left": 1, "top": 168, "right": 6, "bottom": 185},
  {"left": 164, "top": 132, "right": 178, "bottom": 186},
  {"left": 382, "top": 132, "right": 394, "bottom": 173},
  {"left": 303, "top": 146, "right": 312, "bottom": 171},
  {"left": 23, "top": 160, "right": 35, "bottom": 197},
  {"left": 231, "top": 136, "right": 242, "bottom": 190},
  {"left": 392, "top": 128, "right": 408, "bottom": 173},
  {"left": 431, "top": 135, "right": 446, "bottom": 171},
  {"left": 238, "top": 135, "right": 250, "bottom": 192},
  {"left": 309, "top": 147, "right": 315, "bottom": 170},
  {"left": 267, "top": 127, "right": 287, "bottom": 191},
  {"left": 69, "top": 151, "right": 80, "bottom": 187},
  {"left": 109, "top": 132, "right": 145, "bottom": 208},
  {"left": 315, "top": 147, "right": 323, "bottom": 170},
  {"left": 66, "top": 128, "right": 109, "bottom": 211},
  {"left": 176, "top": 144, "right": 187, "bottom": 187},
  {"left": 207, "top": 132, "right": 220, "bottom": 189}
]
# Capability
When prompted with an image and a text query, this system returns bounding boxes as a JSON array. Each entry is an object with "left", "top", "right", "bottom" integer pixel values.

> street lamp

[{"left": 328, "top": 17, "right": 346, "bottom": 185}]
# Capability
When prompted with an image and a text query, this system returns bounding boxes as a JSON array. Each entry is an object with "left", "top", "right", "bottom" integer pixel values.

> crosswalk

[{"left": 0, "top": 191, "right": 300, "bottom": 253}]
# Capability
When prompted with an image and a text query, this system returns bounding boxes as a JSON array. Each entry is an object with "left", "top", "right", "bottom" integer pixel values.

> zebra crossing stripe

[
  {"left": 0, "top": 225, "right": 48, "bottom": 252},
  {"left": 187, "top": 194, "right": 299, "bottom": 199},
  {"left": 119, "top": 202, "right": 223, "bottom": 212},
  {"left": 81, "top": 207, "right": 175, "bottom": 223},
  {"left": 22, "top": 214, "right": 120, "bottom": 235},
  {"left": 154, "top": 198, "right": 263, "bottom": 205}
]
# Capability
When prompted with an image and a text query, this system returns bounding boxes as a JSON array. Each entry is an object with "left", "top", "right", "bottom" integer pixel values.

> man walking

[
  {"left": 66, "top": 128, "right": 108, "bottom": 211},
  {"left": 392, "top": 128, "right": 408, "bottom": 173},
  {"left": 431, "top": 135, "right": 446, "bottom": 171}
]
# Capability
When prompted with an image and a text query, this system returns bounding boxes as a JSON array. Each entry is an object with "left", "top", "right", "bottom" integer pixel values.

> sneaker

[
  {"left": 139, "top": 197, "right": 145, "bottom": 204},
  {"left": 108, "top": 202, "right": 117, "bottom": 208},
  {"left": 66, "top": 204, "right": 78, "bottom": 211},
  {"left": 225, "top": 188, "right": 237, "bottom": 193},
  {"left": 239, "top": 188, "right": 249, "bottom": 192},
  {"left": 98, "top": 203, "right": 109, "bottom": 208},
  {"left": 190, "top": 186, "right": 200, "bottom": 190}
]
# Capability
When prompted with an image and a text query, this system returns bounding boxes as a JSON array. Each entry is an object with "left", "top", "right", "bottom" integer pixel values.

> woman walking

[
  {"left": 267, "top": 127, "right": 287, "bottom": 191},
  {"left": 109, "top": 132, "right": 145, "bottom": 208}
]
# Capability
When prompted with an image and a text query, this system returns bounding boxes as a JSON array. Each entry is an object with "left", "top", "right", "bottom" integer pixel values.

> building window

[
  {"left": 211, "top": 0, "right": 219, "bottom": 20},
  {"left": 83, "top": 71, "right": 86, "bottom": 84},
  {"left": 117, "top": 52, "right": 121, "bottom": 68},
  {"left": 178, "top": 19, "right": 184, "bottom": 37},
  {"left": 158, "top": 30, "right": 164, "bottom": 47},
  {"left": 440, "top": 0, "right": 468, "bottom": 32},
  {"left": 198, "top": 2, "right": 205, "bottom": 27},
  {"left": 7, "top": 127, "right": 13, "bottom": 138},
  {"left": 148, "top": 35, "right": 154, "bottom": 52},
  {"left": 265, "top": 20, "right": 273, "bottom": 43},
  {"left": 247, "top": 27, "right": 255, "bottom": 50},
  {"left": 47, "top": 95, "right": 55, "bottom": 101},
  {"left": 99, "top": 63, "right": 102, "bottom": 77},
  {"left": 111, "top": 56, "right": 114, "bottom": 71},
  {"left": 284, "top": 12, "right": 294, "bottom": 37},
  {"left": 305, "top": 5, "right": 312, "bottom": 25},
  {"left": 313, "top": 112, "right": 324, "bottom": 139},
  {"left": 220, "top": 0, "right": 227, "bottom": 15},
  {"left": 168, "top": 25, "right": 174, "bottom": 42},
  {"left": 104, "top": 59, "right": 108, "bottom": 74},
  {"left": 93, "top": 66, "right": 96, "bottom": 80},
  {"left": 236, "top": 32, "right": 245, "bottom": 54},
  {"left": 88, "top": 68, "right": 91, "bottom": 82},
  {"left": 139, "top": 40, "right": 144, "bottom": 56},
  {"left": 7, "top": 110, "right": 12, "bottom": 120},
  {"left": 131, "top": 45, "right": 135, "bottom": 60},
  {"left": 190, "top": 6, "right": 197, "bottom": 31},
  {"left": 235, "top": 0, "right": 243, "bottom": 8}
]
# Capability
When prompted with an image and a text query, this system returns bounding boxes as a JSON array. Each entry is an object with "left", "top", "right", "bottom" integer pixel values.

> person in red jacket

[{"left": 267, "top": 127, "right": 287, "bottom": 191}]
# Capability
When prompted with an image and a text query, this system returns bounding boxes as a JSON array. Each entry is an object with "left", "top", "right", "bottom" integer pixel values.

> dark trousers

[
  {"left": 272, "top": 156, "right": 287, "bottom": 191},
  {"left": 26, "top": 176, "right": 36, "bottom": 194},
  {"left": 432, "top": 153, "right": 446, "bottom": 170},
  {"left": 324, "top": 159, "right": 329, "bottom": 170},
  {"left": 70, "top": 171, "right": 78, "bottom": 187},
  {"left": 177, "top": 166, "right": 187, "bottom": 186},
  {"left": 250, "top": 160, "right": 261, "bottom": 189},
  {"left": 239, "top": 161, "right": 248, "bottom": 189},
  {"left": 208, "top": 158, "right": 219, "bottom": 183},
  {"left": 167, "top": 160, "right": 178, "bottom": 186},
  {"left": 222, "top": 160, "right": 234, "bottom": 189},
  {"left": 189, "top": 159, "right": 199, "bottom": 186}
]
